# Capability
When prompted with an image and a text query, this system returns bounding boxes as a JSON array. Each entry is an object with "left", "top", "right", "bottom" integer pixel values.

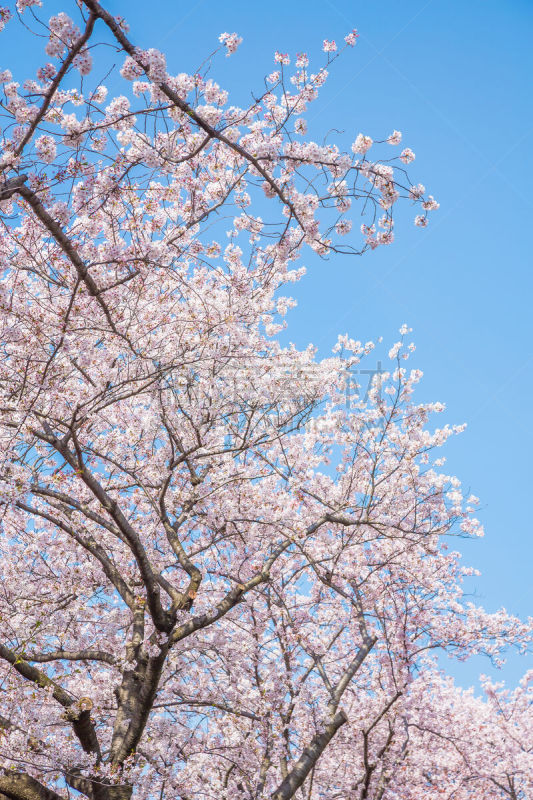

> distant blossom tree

[{"left": 0, "top": 2, "right": 531, "bottom": 799}]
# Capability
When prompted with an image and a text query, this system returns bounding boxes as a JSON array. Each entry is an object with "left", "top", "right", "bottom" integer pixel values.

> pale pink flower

[
  {"left": 4, "top": 81, "right": 19, "bottom": 98},
  {"left": 422, "top": 194, "right": 439, "bottom": 211},
  {"left": 400, "top": 147, "right": 416, "bottom": 164},
  {"left": 351, "top": 133, "right": 373, "bottom": 155},
  {"left": 218, "top": 32, "right": 243, "bottom": 57},
  {"left": 114, "top": 15, "right": 130, "bottom": 33},
  {"left": 37, "top": 63, "right": 56, "bottom": 81},
  {"left": 145, "top": 49, "right": 167, "bottom": 83},
  {"left": 91, "top": 85, "right": 108, "bottom": 104},
  {"left": 387, "top": 129, "right": 402, "bottom": 145},
  {"left": 105, "top": 95, "right": 131, "bottom": 121},
  {"left": 380, "top": 183, "right": 399, "bottom": 209},
  {"left": 132, "top": 81, "right": 150, "bottom": 97},
  {"left": 73, "top": 47, "right": 92, "bottom": 76},
  {"left": 52, "top": 200, "right": 70, "bottom": 227},
  {"left": 409, "top": 183, "right": 425, "bottom": 199},
  {"left": 335, "top": 219, "right": 352, "bottom": 235},
  {"left": 274, "top": 51, "right": 290, "bottom": 65},
  {"left": 322, "top": 40, "right": 337, "bottom": 53},
  {"left": 378, "top": 214, "right": 393, "bottom": 228},
  {"left": 46, "top": 13, "right": 80, "bottom": 59},
  {"left": 377, "top": 230, "right": 394, "bottom": 245},
  {"left": 16, "top": 0, "right": 41, "bottom": 10},
  {"left": 120, "top": 56, "right": 144, "bottom": 81},
  {"left": 344, "top": 28, "right": 359, "bottom": 46},
  {"left": 389, "top": 342, "right": 402, "bottom": 359},
  {"left": 35, "top": 134, "right": 56, "bottom": 164},
  {"left": 0, "top": 7, "right": 13, "bottom": 32}
]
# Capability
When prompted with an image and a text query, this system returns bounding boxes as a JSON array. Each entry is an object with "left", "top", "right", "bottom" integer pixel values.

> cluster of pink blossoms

[
  {"left": 274, "top": 50, "right": 291, "bottom": 65},
  {"left": 352, "top": 132, "right": 373, "bottom": 154},
  {"left": 120, "top": 54, "right": 144, "bottom": 81},
  {"left": 344, "top": 28, "right": 359, "bottom": 46},
  {"left": 218, "top": 31, "right": 243, "bottom": 56},
  {"left": 145, "top": 48, "right": 167, "bottom": 83},
  {"left": 400, "top": 146, "right": 416, "bottom": 164},
  {"left": 0, "top": 6, "right": 12, "bottom": 32},
  {"left": 387, "top": 129, "right": 402, "bottom": 144},
  {"left": 34, "top": 134, "right": 57, "bottom": 163}
]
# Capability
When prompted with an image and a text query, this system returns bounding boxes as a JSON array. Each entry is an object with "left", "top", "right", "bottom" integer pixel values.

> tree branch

[
  {"left": 0, "top": 774, "right": 64, "bottom": 800},
  {"left": 271, "top": 635, "right": 377, "bottom": 799},
  {"left": 271, "top": 711, "right": 348, "bottom": 800},
  {"left": 16, "top": 500, "right": 135, "bottom": 610},
  {"left": 26, "top": 648, "right": 116, "bottom": 664},
  {"left": 31, "top": 426, "right": 173, "bottom": 632}
]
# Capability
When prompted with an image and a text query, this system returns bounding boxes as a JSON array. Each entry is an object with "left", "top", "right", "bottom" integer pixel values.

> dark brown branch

[
  {"left": 0, "top": 175, "right": 28, "bottom": 201},
  {"left": 110, "top": 644, "right": 169, "bottom": 766},
  {"left": 329, "top": 636, "right": 377, "bottom": 711}
]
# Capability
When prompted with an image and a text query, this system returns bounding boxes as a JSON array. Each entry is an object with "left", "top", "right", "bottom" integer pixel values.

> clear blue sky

[{"left": 3, "top": 0, "right": 532, "bottom": 687}]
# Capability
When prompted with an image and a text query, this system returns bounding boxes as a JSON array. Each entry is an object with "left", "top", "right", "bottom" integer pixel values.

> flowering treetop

[{"left": 0, "top": 2, "right": 530, "bottom": 800}]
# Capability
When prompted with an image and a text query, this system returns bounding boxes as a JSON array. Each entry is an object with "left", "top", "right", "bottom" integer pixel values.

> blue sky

[{"left": 3, "top": 0, "right": 532, "bottom": 687}]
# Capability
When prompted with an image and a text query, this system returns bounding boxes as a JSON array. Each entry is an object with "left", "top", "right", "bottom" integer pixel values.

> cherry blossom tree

[{"left": 0, "top": 2, "right": 530, "bottom": 799}]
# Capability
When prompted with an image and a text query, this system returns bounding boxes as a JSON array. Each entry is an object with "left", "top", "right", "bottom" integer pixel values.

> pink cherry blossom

[
  {"left": 120, "top": 55, "right": 144, "bottom": 80},
  {"left": 0, "top": 6, "right": 12, "bottom": 32},
  {"left": 423, "top": 193, "right": 440, "bottom": 211},
  {"left": 218, "top": 31, "right": 243, "bottom": 56},
  {"left": 387, "top": 128, "right": 402, "bottom": 144},
  {"left": 352, "top": 132, "right": 373, "bottom": 154},
  {"left": 145, "top": 48, "right": 167, "bottom": 82},
  {"left": 16, "top": 0, "right": 41, "bottom": 9},
  {"left": 409, "top": 182, "right": 426, "bottom": 198},
  {"left": 400, "top": 146, "right": 416, "bottom": 164},
  {"left": 344, "top": 28, "right": 359, "bottom": 46},
  {"left": 35, "top": 133, "right": 57, "bottom": 163},
  {"left": 274, "top": 50, "right": 290, "bottom": 65}
]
